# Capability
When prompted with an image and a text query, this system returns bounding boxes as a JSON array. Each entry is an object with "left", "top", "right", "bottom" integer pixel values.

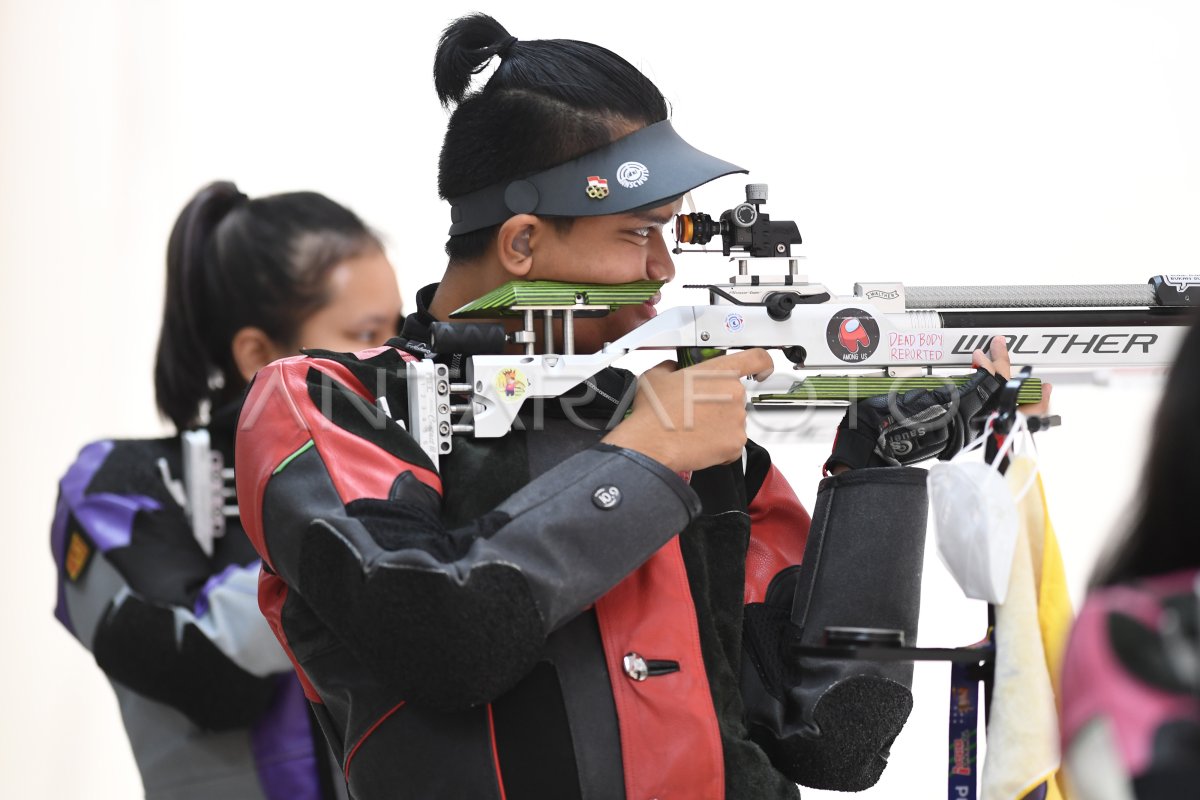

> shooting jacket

[
  {"left": 50, "top": 407, "right": 344, "bottom": 800},
  {"left": 1061, "top": 566, "right": 1200, "bottom": 798},
  {"left": 234, "top": 286, "right": 916, "bottom": 799}
]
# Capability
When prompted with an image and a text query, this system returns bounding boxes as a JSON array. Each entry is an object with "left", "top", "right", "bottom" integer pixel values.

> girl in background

[
  {"left": 51, "top": 181, "right": 402, "bottom": 800},
  {"left": 1060, "top": 312, "right": 1200, "bottom": 799}
]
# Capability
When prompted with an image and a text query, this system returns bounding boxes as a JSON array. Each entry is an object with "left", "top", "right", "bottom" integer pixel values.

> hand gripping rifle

[{"left": 406, "top": 183, "right": 1196, "bottom": 465}]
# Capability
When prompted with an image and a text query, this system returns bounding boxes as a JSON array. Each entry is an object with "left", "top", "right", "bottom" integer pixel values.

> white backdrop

[{"left": 2, "top": 1, "right": 1197, "bottom": 797}]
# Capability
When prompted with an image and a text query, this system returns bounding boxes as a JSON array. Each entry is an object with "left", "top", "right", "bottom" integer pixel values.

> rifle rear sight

[{"left": 674, "top": 183, "right": 803, "bottom": 258}]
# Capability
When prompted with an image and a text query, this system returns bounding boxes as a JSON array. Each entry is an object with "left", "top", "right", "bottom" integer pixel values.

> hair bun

[{"left": 434, "top": 13, "right": 516, "bottom": 108}]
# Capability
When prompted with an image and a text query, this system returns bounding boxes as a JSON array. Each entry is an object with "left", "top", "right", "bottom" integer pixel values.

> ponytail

[
  {"left": 153, "top": 182, "right": 379, "bottom": 431},
  {"left": 154, "top": 181, "right": 247, "bottom": 432}
]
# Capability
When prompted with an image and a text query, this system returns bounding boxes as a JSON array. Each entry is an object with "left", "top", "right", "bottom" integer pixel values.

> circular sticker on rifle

[
  {"left": 495, "top": 368, "right": 528, "bottom": 402},
  {"left": 724, "top": 312, "right": 744, "bottom": 333},
  {"left": 826, "top": 309, "right": 880, "bottom": 363}
]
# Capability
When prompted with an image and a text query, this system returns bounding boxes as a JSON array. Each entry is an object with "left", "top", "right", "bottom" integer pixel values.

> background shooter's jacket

[
  {"left": 1060, "top": 566, "right": 1200, "bottom": 798},
  {"left": 50, "top": 408, "right": 346, "bottom": 800},
  {"left": 235, "top": 294, "right": 929, "bottom": 799}
]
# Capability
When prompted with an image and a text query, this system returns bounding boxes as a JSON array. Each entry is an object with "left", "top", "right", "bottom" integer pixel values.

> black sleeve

[
  {"left": 52, "top": 441, "right": 288, "bottom": 731},
  {"left": 260, "top": 436, "right": 700, "bottom": 712},
  {"left": 92, "top": 591, "right": 278, "bottom": 730}
]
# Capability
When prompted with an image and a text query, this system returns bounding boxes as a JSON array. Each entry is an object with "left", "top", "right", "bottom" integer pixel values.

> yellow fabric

[
  {"left": 981, "top": 456, "right": 1074, "bottom": 800},
  {"left": 1026, "top": 460, "right": 1074, "bottom": 800},
  {"left": 1024, "top": 462, "right": 1073, "bottom": 707}
]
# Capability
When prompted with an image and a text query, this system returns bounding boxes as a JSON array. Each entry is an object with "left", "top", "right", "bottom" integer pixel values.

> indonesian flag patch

[{"left": 586, "top": 176, "right": 609, "bottom": 199}]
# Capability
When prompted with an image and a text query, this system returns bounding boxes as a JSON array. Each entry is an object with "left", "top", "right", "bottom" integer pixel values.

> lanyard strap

[
  {"left": 948, "top": 659, "right": 981, "bottom": 800},
  {"left": 948, "top": 631, "right": 992, "bottom": 800}
]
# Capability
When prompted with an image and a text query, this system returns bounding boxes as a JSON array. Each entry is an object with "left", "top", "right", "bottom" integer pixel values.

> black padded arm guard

[{"left": 741, "top": 467, "right": 928, "bottom": 791}]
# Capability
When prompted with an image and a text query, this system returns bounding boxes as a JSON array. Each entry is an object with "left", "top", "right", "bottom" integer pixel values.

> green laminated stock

[
  {"left": 451, "top": 280, "right": 665, "bottom": 317},
  {"left": 677, "top": 347, "right": 726, "bottom": 367},
  {"left": 754, "top": 375, "right": 1044, "bottom": 404}
]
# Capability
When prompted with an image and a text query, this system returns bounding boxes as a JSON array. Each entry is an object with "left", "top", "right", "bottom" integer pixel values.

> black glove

[{"left": 824, "top": 368, "right": 1003, "bottom": 473}]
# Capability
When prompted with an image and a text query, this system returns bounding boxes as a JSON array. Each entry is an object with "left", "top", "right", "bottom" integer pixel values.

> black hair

[
  {"left": 433, "top": 13, "right": 670, "bottom": 262},
  {"left": 154, "top": 181, "right": 381, "bottom": 431},
  {"left": 1092, "top": 311, "right": 1200, "bottom": 586}
]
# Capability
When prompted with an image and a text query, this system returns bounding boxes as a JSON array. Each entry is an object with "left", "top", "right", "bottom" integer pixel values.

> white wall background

[{"left": 2, "top": 1, "right": 1197, "bottom": 797}]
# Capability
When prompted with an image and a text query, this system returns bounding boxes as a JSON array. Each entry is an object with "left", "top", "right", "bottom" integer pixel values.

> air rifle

[{"left": 405, "top": 184, "right": 1196, "bottom": 464}]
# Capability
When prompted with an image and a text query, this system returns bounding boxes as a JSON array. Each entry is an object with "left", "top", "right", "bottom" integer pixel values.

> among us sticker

[{"left": 826, "top": 308, "right": 880, "bottom": 363}]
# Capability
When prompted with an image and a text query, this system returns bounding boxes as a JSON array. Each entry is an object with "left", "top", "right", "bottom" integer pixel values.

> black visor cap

[{"left": 447, "top": 120, "right": 747, "bottom": 235}]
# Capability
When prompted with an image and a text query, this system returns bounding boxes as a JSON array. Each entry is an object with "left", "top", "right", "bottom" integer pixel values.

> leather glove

[{"left": 824, "top": 368, "right": 1003, "bottom": 473}]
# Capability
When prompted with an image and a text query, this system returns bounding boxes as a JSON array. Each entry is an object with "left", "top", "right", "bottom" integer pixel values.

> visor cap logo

[{"left": 616, "top": 161, "right": 650, "bottom": 189}]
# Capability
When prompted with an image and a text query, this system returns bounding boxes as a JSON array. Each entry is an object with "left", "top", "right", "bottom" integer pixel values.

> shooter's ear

[
  {"left": 497, "top": 214, "right": 537, "bottom": 278},
  {"left": 231, "top": 326, "right": 287, "bottom": 382}
]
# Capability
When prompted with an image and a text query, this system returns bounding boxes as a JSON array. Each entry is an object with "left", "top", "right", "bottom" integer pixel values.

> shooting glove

[{"left": 824, "top": 368, "right": 1002, "bottom": 473}]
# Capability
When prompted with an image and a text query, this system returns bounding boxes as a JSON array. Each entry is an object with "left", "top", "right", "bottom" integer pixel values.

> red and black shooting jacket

[{"left": 235, "top": 296, "right": 896, "bottom": 799}]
